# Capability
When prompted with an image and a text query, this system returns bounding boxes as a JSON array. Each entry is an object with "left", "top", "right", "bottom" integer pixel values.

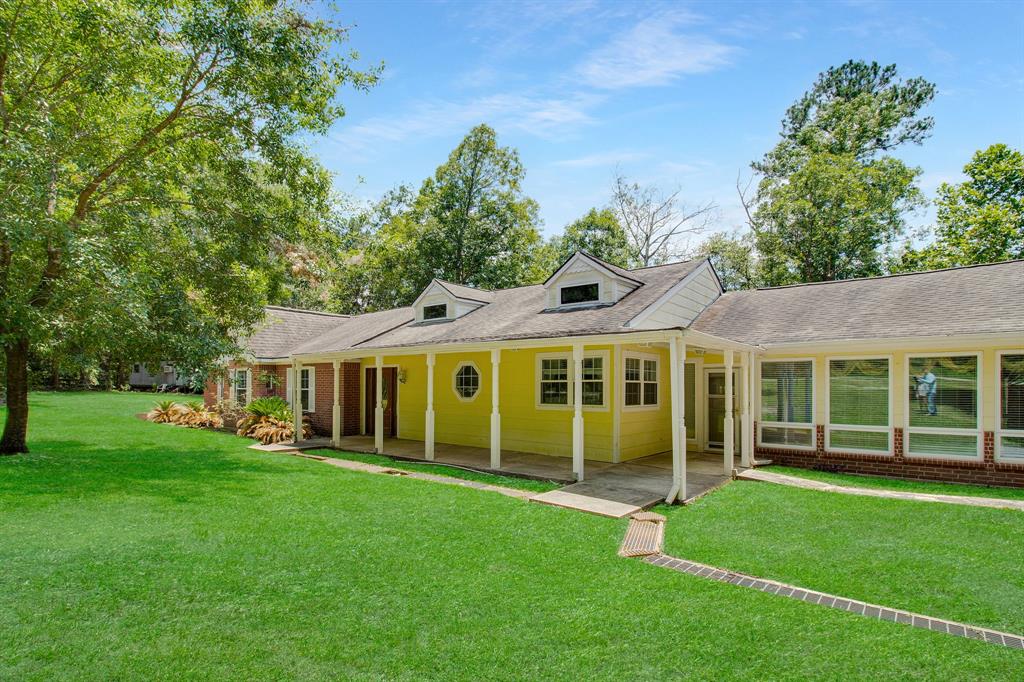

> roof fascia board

[
  {"left": 626, "top": 259, "right": 719, "bottom": 329},
  {"left": 292, "top": 329, "right": 683, "bottom": 362},
  {"left": 434, "top": 279, "right": 493, "bottom": 304},
  {"left": 759, "top": 332, "right": 1024, "bottom": 353}
]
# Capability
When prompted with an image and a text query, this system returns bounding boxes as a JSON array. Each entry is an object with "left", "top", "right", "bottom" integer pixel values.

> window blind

[
  {"left": 1000, "top": 354, "right": 1024, "bottom": 459},
  {"left": 906, "top": 355, "right": 978, "bottom": 457},
  {"left": 760, "top": 361, "right": 813, "bottom": 424},
  {"left": 827, "top": 358, "right": 889, "bottom": 453}
]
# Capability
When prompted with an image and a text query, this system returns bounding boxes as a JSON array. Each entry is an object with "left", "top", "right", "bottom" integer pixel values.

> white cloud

[
  {"left": 577, "top": 12, "right": 734, "bottom": 89},
  {"left": 553, "top": 150, "right": 650, "bottom": 168},
  {"left": 330, "top": 92, "right": 602, "bottom": 153}
]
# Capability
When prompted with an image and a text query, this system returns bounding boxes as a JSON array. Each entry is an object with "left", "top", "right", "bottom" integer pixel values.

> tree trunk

[
  {"left": 51, "top": 358, "right": 61, "bottom": 390},
  {"left": 0, "top": 336, "right": 31, "bottom": 454}
]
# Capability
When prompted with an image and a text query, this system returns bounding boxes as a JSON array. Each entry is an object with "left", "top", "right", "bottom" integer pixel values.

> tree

[
  {"left": 747, "top": 61, "right": 934, "bottom": 285},
  {"left": 414, "top": 124, "right": 543, "bottom": 289},
  {"left": 694, "top": 231, "right": 756, "bottom": 291},
  {"left": 896, "top": 144, "right": 1023, "bottom": 271},
  {"left": 612, "top": 174, "right": 716, "bottom": 266},
  {"left": 549, "top": 208, "right": 635, "bottom": 268},
  {"left": 0, "top": 0, "right": 378, "bottom": 453}
]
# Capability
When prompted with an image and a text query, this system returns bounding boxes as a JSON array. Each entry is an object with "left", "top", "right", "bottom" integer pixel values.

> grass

[
  {"left": 307, "top": 448, "right": 560, "bottom": 493},
  {"left": 764, "top": 465, "right": 1024, "bottom": 501},
  {"left": 1, "top": 392, "right": 1021, "bottom": 679},
  {"left": 662, "top": 481, "right": 1024, "bottom": 635}
]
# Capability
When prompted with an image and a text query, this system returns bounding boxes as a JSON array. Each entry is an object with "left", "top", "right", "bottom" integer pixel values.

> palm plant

[
  {"left": 236, "top": 397, "right": 310, "bottom": 443},
  {"left": 147, "top": 400, "right": 182, "bottom": 424}
]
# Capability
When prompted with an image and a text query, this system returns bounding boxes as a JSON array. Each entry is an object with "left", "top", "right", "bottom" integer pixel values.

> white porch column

[
  {"left": 490, "top": 349, "right": 501, "bottom": 469},
  {"left": 292, "top": 361, "right": 304, "bottom": 443},
  {"left": 667, "top": 336, "right": 687, "bottom": 503},
  {"left": 740, "top": 353, "right": 752, "bottom": 468},
  {"left": 612, "top": 344, "right": 622, "bottom": 463},
  {"left": 374, "top": 354, "right": 384, "bottom": 453},
  {"left": 332, "top": 360, "right": 341, "bottom": 447},
  {"left": 572, "top": 343, "right": 585, "bottom": 481},
  {"left": 724, "top": 350, "right": 734, "bottom": 476},
  {"left": 747, "top": 351, "right": 756, "bottom": 464},
  {"left": 425, "top": 353, "right": 435, "bottom": 461}
]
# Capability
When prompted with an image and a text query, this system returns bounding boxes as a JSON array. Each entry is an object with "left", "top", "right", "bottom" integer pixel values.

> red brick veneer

[{"left": 754, "top": 421, "right": 1024, "bottom": 488}]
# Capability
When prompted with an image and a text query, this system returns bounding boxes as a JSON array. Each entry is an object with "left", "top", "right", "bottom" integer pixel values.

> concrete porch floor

[{"left": 320, "top": 435, "right": 736, "bottom": 507}]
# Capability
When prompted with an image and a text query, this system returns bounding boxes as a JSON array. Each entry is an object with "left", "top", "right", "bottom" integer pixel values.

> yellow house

[{"left": 207, "top": 253, "right": 1024, "bottom": 502}]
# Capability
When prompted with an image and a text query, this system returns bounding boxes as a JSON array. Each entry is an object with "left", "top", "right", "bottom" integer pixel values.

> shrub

[
  {"left": 236, "top": 397, "right": 312, "bottom": 444},
  {"left": 147, "top": 400, "right": 183, "bottom": 424}
]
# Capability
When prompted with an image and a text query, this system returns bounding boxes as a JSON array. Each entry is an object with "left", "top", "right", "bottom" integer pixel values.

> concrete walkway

[{"left": 738, "top": 469, "right": 1024, "bottom": 511}]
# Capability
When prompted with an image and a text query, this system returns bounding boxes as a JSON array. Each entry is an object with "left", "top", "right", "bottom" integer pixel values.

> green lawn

[
  {"left": 662, "top": 481, "right": 1024, "bottom": 634},
  {"left": 764, "top": 465, "right": 1024, "bottom": 501},
  {"left": 1, "top": 392, "right": 1021, "bottom": 679}
]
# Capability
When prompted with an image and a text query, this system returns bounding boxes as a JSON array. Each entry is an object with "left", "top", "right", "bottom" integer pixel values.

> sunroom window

[
  {"left": 759, "top": 360, "right": 813, "bottom": 447},
  {"left": 906, "top": 355, "right": 979, "bottom": 458},
  {"left": 828, "top": 358, "right": 890, "bottom": 453},
  {"left": 560, "top": 283, "right": 599, "bottom": 305},
  {"left": 999, "top": 353, "right": 1024, "bottom": 460}
]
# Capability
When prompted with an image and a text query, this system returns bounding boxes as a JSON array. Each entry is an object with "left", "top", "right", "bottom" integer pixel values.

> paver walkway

[{"left": 738, "top": 468, "right": 1024, "bottom": 511}]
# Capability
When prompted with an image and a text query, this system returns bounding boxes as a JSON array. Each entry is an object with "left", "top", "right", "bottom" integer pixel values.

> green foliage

[
  {"left": 244, "top": 396, "right": 293, "bottom": 422},
  {"left": 694, "top": 231, "right": 756, "bottom": 290},
  {"left": 548, "top": 208, "right": 636, "bottom": 269},
  {"left": 330, "top": 125, "right": 544, "bottom": 312},
  {"left": 0, "top": 0, "right": 379, "bottom": 450},
  {"left": 895, "top": 144, "right": 1024, "bottom": 271},
  {"left": 749, "top": 61, "right": 934, "bottom": 285}
]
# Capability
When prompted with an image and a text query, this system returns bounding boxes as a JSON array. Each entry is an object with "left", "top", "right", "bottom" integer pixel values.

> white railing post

[
  {"left": 490, "top": 349, "right": 501, "bottom": 469},
  {"left": 572, "top": 343, "right": 584, "bottom": 481},
  {"left": 724, "top": 350, "right": 734, "bottom": 476},
  {"left": 374, "top": 355, "right": 384, "bottom": 453},
  {"left": 332, "top": 360, "right": 341, "bottom": 447},
  {"left": 425, "top": 353, "right": 435, "bottom": 461}
]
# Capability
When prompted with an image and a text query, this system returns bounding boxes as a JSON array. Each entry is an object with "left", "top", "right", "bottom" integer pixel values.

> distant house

[
  {"left": 206, "top": 252, "right": 1024, "bottom": 492},
  {"left": 129, "top": 362, "right": 194, "bottom": 391}
]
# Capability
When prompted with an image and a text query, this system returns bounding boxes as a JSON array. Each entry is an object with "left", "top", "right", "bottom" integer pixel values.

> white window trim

[
  {"left": 421, "top": 302, "right": 449, "bottom": 322},
  {"left": 825, "top": 355, "right": 893, "bottom": 456},
  {"left": 757, "top": 357, "right": 816, "bottom": 451},
  {"left": 452, "top": 360, "right": 481, "bottom": 402},
  {"left": 534, "top": 350, "right": 610, "bottom": 411},
  {"left": 995, "top": 349, "right": 1024, "bottom": 462},
  {"left": 556, "top": 279, "right": 602, "bottom": 309},
  {"left": 622, "top": 351, "right": 660, "bottom": 412},
  {"left": 904, "top": 351, "right": 983, "bottom": 461},
  {"left": 232, "top": 368, "right": 252, "bottom": 406}
]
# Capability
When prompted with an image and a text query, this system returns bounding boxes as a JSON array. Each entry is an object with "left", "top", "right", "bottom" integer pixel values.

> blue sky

[{"left": 313, "top": 0, "right": 1024, "bottom": 242}]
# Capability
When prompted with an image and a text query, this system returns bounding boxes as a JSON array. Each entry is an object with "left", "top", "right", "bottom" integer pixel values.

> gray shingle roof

[
  {"left": 434, "top": 279, "right": 496, "bottom": 303},
  {"left": 691, "top": 260, "right": 1024, "bottom": 346},
  {"left": 291, "top": 259, "right": 705, "bottom": 355},
  {"left": 245, "top": 307, "right": 350, "bottom": 360}
]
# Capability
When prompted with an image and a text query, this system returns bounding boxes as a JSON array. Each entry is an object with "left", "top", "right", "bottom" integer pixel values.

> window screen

[
  {"left": 581, "top": 356, "right": 604, "bottom": 406},
  {"left": 423, "top": 303, "right": 447, "bottom": 320},
  {"left": 760, "top": 360, "right": 813, "bottom": 447},
  {"left": 906, "top": 355, "right": 978, "bottom": 457},
  {"left": 684, "top": 363, "right": 695, "bottom": 439},
  {"left": 560, "top": 283, "right": 599, "bottom": 305},
  {"left": 540, "top": 358, "right": 568, "bottom": 405},
  {"left": 1000, "top": 354, "right": 1024, "bottom": 459},
  {"left": 828, "top": 358, "right": 889, "bottom": 453}
]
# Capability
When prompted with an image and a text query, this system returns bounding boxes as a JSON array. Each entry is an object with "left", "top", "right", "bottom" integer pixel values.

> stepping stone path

[{"left": 737, "top": 469, "right": 1024, "bottom": 511}]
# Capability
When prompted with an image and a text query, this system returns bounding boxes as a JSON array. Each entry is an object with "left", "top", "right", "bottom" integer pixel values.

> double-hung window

[
  {"left": 537, "top": 353, "right": 607, "bottom": 408},
  {"left": 287, "top": 368, "right": 314, "bottom": 412},
  {"left": 905, "top": 354, "right": 980, "bottom": 458},
  {"left": 624, "top": 354, "right": 658, "bottom": 407},
  {"left": 233, "top": 368, "right": 250, "bottom": 406},
  {"left": 998, "top": 352, "right": 1024, "bottom": 460},
  {"left": 759, "top": 360, "right": 814, "bottom": 448},
  {"left": 827, "top": 358, "right": 891, "bottom": 453}
]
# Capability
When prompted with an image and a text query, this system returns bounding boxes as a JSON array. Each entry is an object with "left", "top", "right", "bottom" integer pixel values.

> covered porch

[
  {"left": 292, "top": 328, "right": 761, "bottom": 505},
  {"left": 328, "top": 434, "right": 737, "bottom": 506}
]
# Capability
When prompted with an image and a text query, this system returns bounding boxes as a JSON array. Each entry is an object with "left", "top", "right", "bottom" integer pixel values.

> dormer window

[
  {"left": 560, "top": 283, "right": 599, "bottom": 306},
  {"left": 423, "top": 303, "right": 448, "bottom": 321}
]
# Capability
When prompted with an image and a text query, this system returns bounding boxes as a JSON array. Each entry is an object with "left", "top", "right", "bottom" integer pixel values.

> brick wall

[{"left": 754, "top": 420, "right": 1024, "bottom": 488}]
